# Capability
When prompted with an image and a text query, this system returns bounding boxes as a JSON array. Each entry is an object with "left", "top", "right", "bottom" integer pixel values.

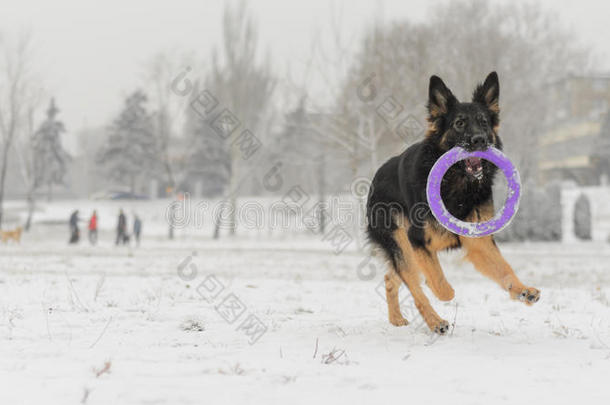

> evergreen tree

[
  {"left": 97, "top": 90, "right": 158, "bottom": 194},
  {"left": 32, "top": 98, "right": 70, "bottom": 200}
]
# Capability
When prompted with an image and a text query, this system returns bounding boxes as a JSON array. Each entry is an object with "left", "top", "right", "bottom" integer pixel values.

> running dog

[
  {"left": 1, "top": 226, "right": 22, "bottom": 244},
  {"left": 366, "top": 72, "right": 540, "bottom": 335}
]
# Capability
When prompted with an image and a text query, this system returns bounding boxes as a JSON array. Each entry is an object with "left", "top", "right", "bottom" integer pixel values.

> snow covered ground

[{"left": 1, "top": 203, "right": 610, "bottom": 404}]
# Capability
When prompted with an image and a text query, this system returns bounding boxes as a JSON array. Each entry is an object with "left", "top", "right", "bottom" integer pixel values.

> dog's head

[{"left": 426, "top": 72, "right": 502, "bottom": 181}]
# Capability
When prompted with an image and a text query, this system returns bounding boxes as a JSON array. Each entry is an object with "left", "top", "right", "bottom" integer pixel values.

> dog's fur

[
  {"left": 1, "top": 226, "right": 22, "bottom": 244},
  {"left": 366, "top": 72, "right": 540, "bottom": 334}
]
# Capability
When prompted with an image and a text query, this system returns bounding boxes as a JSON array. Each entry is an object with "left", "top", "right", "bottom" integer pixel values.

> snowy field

[{"left": 1, "top": 202, "right": 610, "bottom": 404}]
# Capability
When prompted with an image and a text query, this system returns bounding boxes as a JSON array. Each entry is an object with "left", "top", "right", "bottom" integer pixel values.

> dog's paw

[
  {"left": 512, "top": 286, "right": 540, "bottom": 305},
  {"left": 432, "top": 320, "right": 450, "bottom": 335},
  {"left": 389, "top": 315, "right": 409, "bottom": 327}
]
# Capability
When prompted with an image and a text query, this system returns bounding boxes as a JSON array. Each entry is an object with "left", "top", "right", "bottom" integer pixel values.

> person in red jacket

[{"left": 88, "top": 210, "right": 98, "bottom": 245}]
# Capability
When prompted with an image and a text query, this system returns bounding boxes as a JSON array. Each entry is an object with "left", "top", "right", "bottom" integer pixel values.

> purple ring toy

[{"left": 426, "top": 146, "right": 521, "bottom": 237}]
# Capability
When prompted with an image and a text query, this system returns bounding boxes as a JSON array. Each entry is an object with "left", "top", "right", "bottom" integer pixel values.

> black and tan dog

[{"left": 366, "top": 72, "right": 540, "bottom": 335}]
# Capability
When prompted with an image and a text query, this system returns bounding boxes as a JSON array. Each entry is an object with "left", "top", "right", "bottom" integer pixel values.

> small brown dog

[{"left": 1, "top": 226, "right": 23, "bottom": 243}]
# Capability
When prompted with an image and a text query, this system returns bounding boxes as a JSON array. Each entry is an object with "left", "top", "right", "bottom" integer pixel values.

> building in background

[{"left": 538, "top": 74, "right": 610, "bottom": 185}]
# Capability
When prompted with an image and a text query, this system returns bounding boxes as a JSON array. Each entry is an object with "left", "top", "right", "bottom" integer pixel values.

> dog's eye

[
  {"left": 454, "top": 119, "right": 465, "bottom": 130},
  {"left": 478, "top": 114, "right": 488, "bottom": 126}
]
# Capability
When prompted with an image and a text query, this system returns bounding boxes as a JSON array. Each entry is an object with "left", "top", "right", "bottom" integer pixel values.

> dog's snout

[{"left": 471, "top": 134, "right": 487, "bottom": 150}]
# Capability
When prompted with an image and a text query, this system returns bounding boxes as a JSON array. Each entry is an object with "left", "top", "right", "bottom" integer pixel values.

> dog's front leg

[{"left": 460, "top": 236, "right": 540, "bottom": 305}]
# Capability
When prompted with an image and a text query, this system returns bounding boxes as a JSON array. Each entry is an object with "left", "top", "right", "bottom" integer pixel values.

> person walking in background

[
  {"left": 133, "top": 214, "right": 142, "bottom": 247},
  {"left": 68, "top": 210, "right": 80, "bottom": 244},
  {"left": 88, "top": 210, "right": 98, "bottom": 245},
  {"left": 116, "top": 209, "right": 127, "bottom": 245}
]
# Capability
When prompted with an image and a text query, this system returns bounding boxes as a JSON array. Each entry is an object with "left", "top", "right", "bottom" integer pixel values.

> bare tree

[
  {"left": 0, "top": 33, "right": 36, "bottom": 228},
  {"left": 209, "top": 1, "right": 276, "bottom": 238},
  {"left": 335, "top": 0, "right": 592, "bottom": 182},
  {"left": 280, "top": 6, "right": 376, "bottom": 245},
  {"left": 144, "top": 50, "right": 194, "bottom": 239},
  {"left": 14, "top": 90, "right": 45, "bottom": 230}
]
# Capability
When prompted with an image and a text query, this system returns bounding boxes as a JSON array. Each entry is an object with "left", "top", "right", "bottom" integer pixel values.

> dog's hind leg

[
  {"left": 411, "top": 248, "right": 455, "bottom": 302},
  {"left": 405, "top": 224, "right": 455, "bottom": 301},
  {"left": 393, "top": 228, "right": 450, "bottom": 335},
  {"left": 384, "top": 269, "right": 408, "bottom": 326}
]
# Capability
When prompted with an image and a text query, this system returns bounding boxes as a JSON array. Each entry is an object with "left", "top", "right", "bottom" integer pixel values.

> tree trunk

[
  {"left": 215, "top": 155, "right": 237, "bottom": 239},
  {"left": 168, "top": 201, "right": 175, "bottom": 240},
  {"left": 318, "top": 153, "right": 326, "bottom": 235},
  {"left": 227, "top": 148, "right": 237, "bottom": 237},
  {"left": 213, "top": 202, "right": 223, "bottom": 239},
  {"left": 25, "top": 190, "right": 35, "bottom": 231},
  {"left": 228, "top": 196, "right": 236, "bottom": 236},
  {"left": 0, "top": 146, "right": 10, "bottom": 228},
  {"left": 212, "top": 197, "right": 236, "bottom": 239},
  {"left": 368, "top": 116, "right": 378, "bottom": 173},
  {"left": 165, "top": 161, "right": 175, "bottom": 240}
]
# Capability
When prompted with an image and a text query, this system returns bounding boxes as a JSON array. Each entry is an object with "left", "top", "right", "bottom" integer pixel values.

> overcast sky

[{"left": 1, "top": 0, "right": 609, "bottom": 152}]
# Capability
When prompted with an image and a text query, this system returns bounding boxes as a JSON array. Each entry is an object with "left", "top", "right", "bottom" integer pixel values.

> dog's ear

[
  {"left": 473, "top": 71, "right": 499, "bottom": 115},
  {"left": 427, "top": 75, "right": 457, "bottom": 119}
]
